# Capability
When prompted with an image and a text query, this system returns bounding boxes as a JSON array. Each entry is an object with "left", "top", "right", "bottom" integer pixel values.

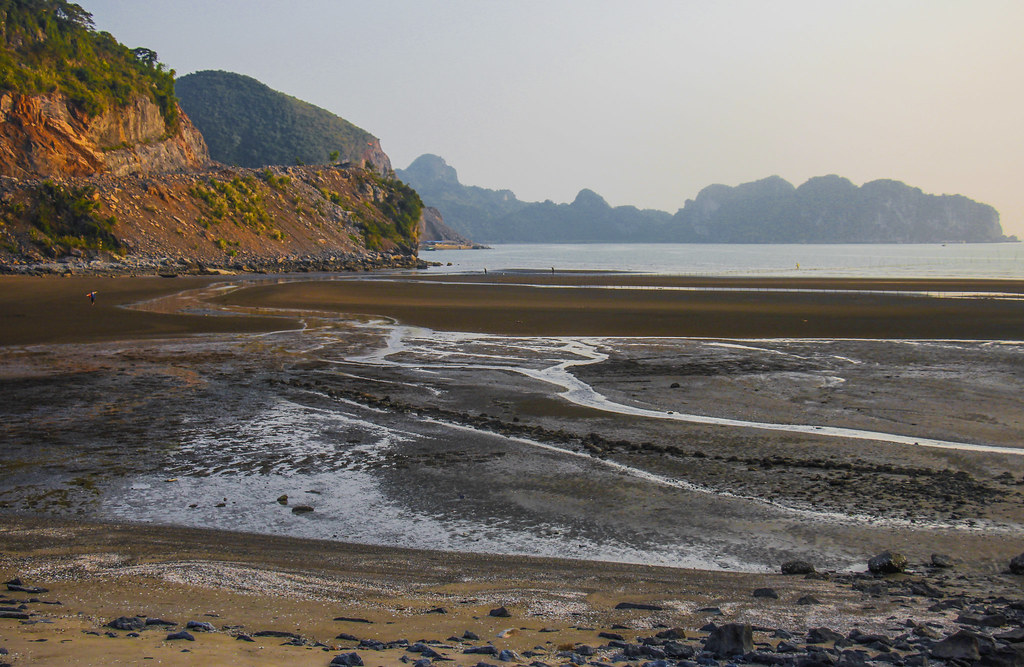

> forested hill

[
  {"left": 398, "top": 155, "right": 1011, "bottom": 244},
  {"left": 176, "top": 70, "right": 391, "bottom": 174}
]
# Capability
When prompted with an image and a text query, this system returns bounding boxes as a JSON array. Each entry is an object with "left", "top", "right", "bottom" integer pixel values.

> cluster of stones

[
  {"left": 0, "top": 250, "right": 429, "bottom": 276},
  {"left": 5, "top": 551, "right": 1024, "bottom": 667}
]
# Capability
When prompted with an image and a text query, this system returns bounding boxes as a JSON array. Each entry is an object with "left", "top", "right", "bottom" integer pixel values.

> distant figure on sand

[{"left": 86, "top": 291, "right": 97, "bottom": 305}]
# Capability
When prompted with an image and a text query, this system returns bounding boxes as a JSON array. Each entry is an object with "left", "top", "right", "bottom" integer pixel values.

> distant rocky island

[{"left": 398, "top": 154, "right": 1013, "bottom": 244}]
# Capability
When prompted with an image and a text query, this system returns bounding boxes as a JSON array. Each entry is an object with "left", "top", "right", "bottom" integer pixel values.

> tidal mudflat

[{"left": 2, "top": 273, "right": 1023, "bottom": 665}]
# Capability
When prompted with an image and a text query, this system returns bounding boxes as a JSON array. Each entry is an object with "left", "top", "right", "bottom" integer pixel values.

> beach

[{"left": 2, "top": 272, "right": 1024, "bottom": 665}]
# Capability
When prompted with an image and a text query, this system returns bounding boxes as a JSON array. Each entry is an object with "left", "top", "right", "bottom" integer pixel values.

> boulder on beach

[
  {"left": 488, "top": 606, "right": 511, "bottom": 617},
  {"left": 1009, "top": 552, "right": 1024, "bottom": 574},
  {"left": 753, "top": 587, "right": 779, "bottom": 599},
  {"left": 106, "top": 616, "right": 145, "bottom": 631},
  {"left": 930, "top": 553, "right": 953, "bottom": 568},
  {"left": 704, "top": 622, "right": 753, "bottom": 657},
  {"left": 868, "top": 551, "right": 907, "bottom": 574},
  {"left": 931, "top": 630, "right": 981, "bottom": 661},
  {"left": 781, "top": 560, "right": 815, "bottom": 575}
]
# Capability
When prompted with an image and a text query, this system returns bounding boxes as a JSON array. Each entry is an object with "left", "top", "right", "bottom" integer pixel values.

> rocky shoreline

[
  {"left": 2, "top": 527, "right": 1024, "bottom": 666},
  {"left": 0, "top": 250, "right": 433, "bottom": 277}
]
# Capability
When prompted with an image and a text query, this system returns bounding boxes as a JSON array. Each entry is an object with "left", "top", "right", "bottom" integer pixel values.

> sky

[{"left": 81, "top": 0, "right": 1024, "bottom": 237}]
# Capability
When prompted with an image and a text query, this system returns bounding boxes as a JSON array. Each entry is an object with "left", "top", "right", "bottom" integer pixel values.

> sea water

[{"left": 423, "top": 243, "right": 1024, "bottom": 278}]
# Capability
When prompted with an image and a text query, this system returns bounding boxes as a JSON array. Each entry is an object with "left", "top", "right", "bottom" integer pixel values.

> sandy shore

[
  {"left": 2, "top": 516, "right": 1023, "bottom": 666},
  {"left": 216, "top": 274, "right": 1024, "bottom": 339},
  {"left": 0, "top": 275, "right": 297, "bottom": 347},
  {"left": 2, "top": 272, "right": 1024, "bottom": 665},
  {"left": 3, "top": 273, "right": 1024, "bottom": 345}
]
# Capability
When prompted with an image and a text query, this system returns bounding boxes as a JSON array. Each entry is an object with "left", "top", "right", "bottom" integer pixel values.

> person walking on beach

[{"left": 86, "top": 291, "right": 97, "bottom": 305}]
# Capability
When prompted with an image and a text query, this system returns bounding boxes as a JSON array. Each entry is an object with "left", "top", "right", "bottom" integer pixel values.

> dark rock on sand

[
  {"left": 409, "top": 643, "right": 444, "bottom": 659},
  {"left": 277, "top": 494, "right": 288, "bottom": 505},
  {"left": 797, "top": 595, "right": 822, "bottom": 605},
  {"left": 166, "top": 630, "right": 195, "bottom": 641},
  {"left": 488, "top": 606, "right": 511, "bottom": 617},
  {"left": 336, "top": 633, "right": 359, "bottom": 641},
  {"left": 186, "top": 620, "right": 216, "bottom": 632},
  {"left": 600, "top": 631, "right": 625, "bottom": 641},
  {"left": 930, "top": 553, "right": 953, "bottom": 568},
  {"left": 615, "top": 602, "right": 664, "bottom": 611},
  {"left": 931, "top": 630, "right": 981, "bottom": 661},
  {"left": 498, "top": 649, "right": 517, "bottom": 661},
  {"left": 807, "top": 627, "right": 845, "bottom": 644},
  {"left": 996, "top": 628, "right": 1024, "bottom": 643},
  {"left": 753, "top": 588, "right": 779, "bottom": 599},
  {"left": 868, "top": 551, "right": 908, "bottom": 574},
  {"left": 236, "top": 634, "right": 254, "bottom": 641},
  {"left": 425, "top": 607, "right": 447, "bottom": 614},
  {"left": 6, "top": 583, "right": 48, "bottom": 594},
  {"left": 144, "top": 618, "right": 176, "bottom": 626},
  {"left": 331, "top": 652, "right": 364, "bottom": 666},
  {"left": 107, "top": 616, "right": 146, "bottom": 631},
  {"left": 704, "top": 623, "right": 753, "bottom": 657},
  {"left": 463, "top": 631, "right": 480, "bottom": 640},
  {"left": 334, "top": 616, "right": 372, "bottom": 623},
  {"left": 254, "top": 630, "right": 302, "bottom": 638},
  {"left": 957, "top": 612, "right": 1008, "bottom": 627},
  {"left": 781, "top": 560, "right": 816, "bottom": 575},
  {"left": 291, "top": 505, "right": 314, "bottom": 514},
  {"left": 1010, "top": 553, "right": 1024, "bottom": 574},
  {"left": 0, "top": 611, "right": 29, "bottom": 619},
  {"left": 465, "top": 646, "right": 498, "bottom": 655}
]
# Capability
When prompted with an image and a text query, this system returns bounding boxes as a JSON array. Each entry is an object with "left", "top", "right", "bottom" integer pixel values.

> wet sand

[
  {"left": 0, "top": 275, "right": 297, "bottom": 347},
  {"left": 216, "top": 275, "right": 1024, "bottom": 339},
  {"left": 2, "top": 272, "right": 1024, "bottom": 664},
  {"left": 3, "top": 273, "right": 1024, "bottom": 346}
]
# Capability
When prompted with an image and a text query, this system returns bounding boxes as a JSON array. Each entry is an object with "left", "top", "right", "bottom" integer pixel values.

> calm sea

[{"left": 424, "top": 243, "right": 1024, "bottom": 279}]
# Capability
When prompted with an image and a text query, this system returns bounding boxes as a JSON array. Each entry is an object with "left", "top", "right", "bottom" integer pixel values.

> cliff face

[
  {"left": 360, "top": 137, "right": 392, "bottom": 175},
  {"left": 0, "top": 91, "right": 210, "bottom": 179}
]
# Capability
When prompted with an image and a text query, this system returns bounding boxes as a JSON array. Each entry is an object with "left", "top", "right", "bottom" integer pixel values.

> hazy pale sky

[{"left": 81, "top": 0, "right": 1024, "bottom": 236}]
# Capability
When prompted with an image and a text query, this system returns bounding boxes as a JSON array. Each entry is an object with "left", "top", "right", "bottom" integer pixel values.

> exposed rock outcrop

[
  {"left": 418, "top": 206, "right": 485, "bottom": 248},
  {"left": 0, "top": 92, "right": 209, "bottom": 179},
  {"left": 0, "top": 164, "right": 423, "bottom": 275}
]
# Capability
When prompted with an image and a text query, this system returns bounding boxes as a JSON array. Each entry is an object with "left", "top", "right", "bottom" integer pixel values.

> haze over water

[{"left": 426, "top": 243, "right": 1024, "bottom": 279}]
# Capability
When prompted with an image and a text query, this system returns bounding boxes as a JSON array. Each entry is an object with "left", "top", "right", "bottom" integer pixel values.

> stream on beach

[{"left": 1, "top": 276, "right": 1023, "bottom": 573}]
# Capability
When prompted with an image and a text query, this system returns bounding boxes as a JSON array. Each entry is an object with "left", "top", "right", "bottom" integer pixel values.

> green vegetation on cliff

[
  {"left": 0, "top": 0, "right": 178, "bottom": 127},
  {"left": 0, "top": 179, "right": 123, "bottom": 254},
  {"left": 176, "top": 70, "right": 381, "bottom": 170}
]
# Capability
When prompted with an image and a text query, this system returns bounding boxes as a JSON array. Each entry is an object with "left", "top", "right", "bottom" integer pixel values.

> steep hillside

[
  {"left": 0, "top": 0, "right": 209, "bottom": 178},
  {"left": 0, "top": 165, "right": 424, "bottom": 274},
  {"left": 177, "top": 70, "right": 391, "bottom": 174},
  {"left": 399, "top": 155, "right": 1011, "bottom": 244}
]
